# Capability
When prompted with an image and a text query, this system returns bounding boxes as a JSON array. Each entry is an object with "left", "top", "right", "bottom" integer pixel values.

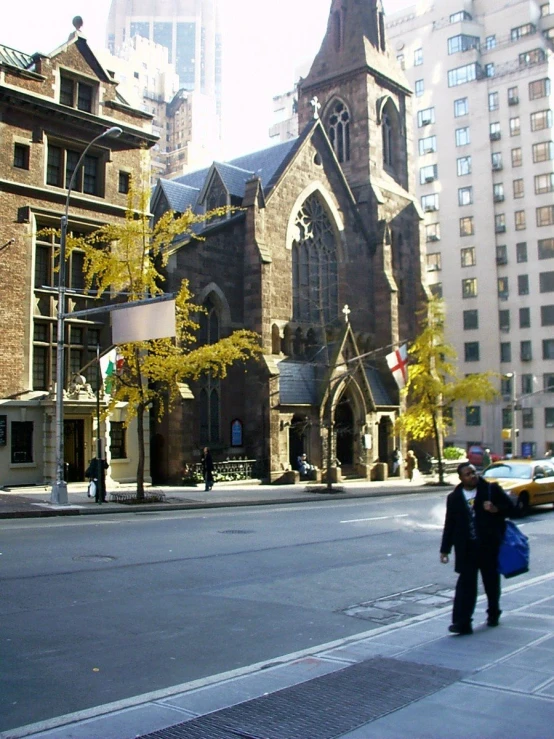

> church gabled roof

[
  {"left": 153, "top": 138, "right": 300, "bottom": 217},
  {"left": 158, "top": 179, "right": 200, "bottom": 213},
  {"left": 276, "top": 360, "right": 318, "bottom": 406}
]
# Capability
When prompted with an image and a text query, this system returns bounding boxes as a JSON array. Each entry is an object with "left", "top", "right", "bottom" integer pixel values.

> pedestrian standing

[
  {"left": 392, "top": 449, "right": 402, "bottom": 476},
  {"left": 85, "top": 457, "right": 109, "bottom": 504},
  {"left": 440, "top": 462, "right": 514, "bottom": 635},
  {"left": 405, "top": 450, "right": 417, "bottom": 481},
  {"left": 201, "top": 447, "right": 214, "bottom": 491}
]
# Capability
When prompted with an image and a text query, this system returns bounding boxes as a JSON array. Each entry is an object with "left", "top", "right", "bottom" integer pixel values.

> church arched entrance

[
  {"left": 335, "top": 397, "right": 354, "bottom": 466},
  {"left": 378, "top": 416, "right": 393, "bottom": 464},
  {"left": 289, "top": 414, "right": 307, "bottom": 471}
]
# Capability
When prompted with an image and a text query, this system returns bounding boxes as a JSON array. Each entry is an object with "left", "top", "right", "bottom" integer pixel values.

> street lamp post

[
  {"left": 506, "top": 371, "right": 518, "bottom": 458},
  {"left": 51, "top": 126, "right": 122, "bottom": 506}
]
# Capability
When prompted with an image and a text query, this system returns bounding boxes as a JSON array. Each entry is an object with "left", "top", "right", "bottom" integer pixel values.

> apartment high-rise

[
  {"left": 106, "top": 0, "right": 222, "bottom": 119},
  {"left": 386, "top": 0, "right": 554, "bottom": 459}
]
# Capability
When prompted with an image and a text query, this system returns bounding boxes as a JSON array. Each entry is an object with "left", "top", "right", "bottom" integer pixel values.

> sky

[{"left": 2, "top": 0, "right": 414, "bottom": 158}]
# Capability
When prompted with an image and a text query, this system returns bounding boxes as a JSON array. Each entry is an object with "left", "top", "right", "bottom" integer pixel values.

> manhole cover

[
  {"left": 73, "top": 555, "right": 117, "bottom": 562},
  {"left": 218, "top": 529, "right": 255, "bottom": 535}
]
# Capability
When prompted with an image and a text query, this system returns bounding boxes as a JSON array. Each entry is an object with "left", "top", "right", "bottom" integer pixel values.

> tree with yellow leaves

[
  {"left": 74, "top": 177, "right": 261, "bottom": 499},
  {"left": 396, "top": 297, "right": 498, "bottom": 484}
]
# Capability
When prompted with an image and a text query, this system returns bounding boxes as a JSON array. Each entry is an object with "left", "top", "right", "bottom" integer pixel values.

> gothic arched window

[
  {"left": 199, "top": 297, "right": 221, "bottom": 443},
  {"left": 328, "top": 101, "right": 351, "bottom": 163},
  {"left": 383, "top": 113, "right": 393, "bottom": 167},
  {"left": 292, "top": 194, "right": 338, "bottom": 324}
]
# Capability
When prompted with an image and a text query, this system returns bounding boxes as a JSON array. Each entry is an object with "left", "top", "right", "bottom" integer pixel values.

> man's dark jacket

[{"left": 440, "top": 477, "right": 514, "bottom": 573}]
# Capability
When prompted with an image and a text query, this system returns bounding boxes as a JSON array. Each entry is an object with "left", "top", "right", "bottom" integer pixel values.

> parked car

[
  {"left": 467, "top": 445, "right": 501, "bottom": 467},
  {"left": 482, "top": 459, "right": 554, "bottom": 516}
]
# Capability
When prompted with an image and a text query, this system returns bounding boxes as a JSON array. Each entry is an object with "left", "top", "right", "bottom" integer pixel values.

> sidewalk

[
  {"left": 0, "top": 473, "right": 455, "bottom": 519},
  {"left": 4, "top": 572, "right": 553, "bottom": 738}
]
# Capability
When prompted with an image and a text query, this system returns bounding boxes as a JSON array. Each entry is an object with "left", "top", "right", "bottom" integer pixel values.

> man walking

[{"left": 440, "top": 462, "right": 514, "bottom": 634}]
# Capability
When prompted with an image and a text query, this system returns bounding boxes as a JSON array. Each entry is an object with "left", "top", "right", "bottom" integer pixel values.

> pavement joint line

[{"left": 5, "top": 571, "right": 554, "bottom": 739}]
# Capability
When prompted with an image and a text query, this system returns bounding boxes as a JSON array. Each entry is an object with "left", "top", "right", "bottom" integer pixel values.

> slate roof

[
  {"left": 365, "top": 366, "right": 395, "bottom": 407},
  {"left": 277, "top": 360, "right": 318, "bottom": 405},
  {"left": 167, "top": 138, "right": 299, "bottom": 211},
  {"left": 159, "top": 179, "right": 200, "bottom": 213}
]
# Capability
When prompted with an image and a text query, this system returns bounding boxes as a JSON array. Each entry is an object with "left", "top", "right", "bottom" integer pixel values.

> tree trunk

[
  {"left": 431, "top": 410, "right": 445, "bottom": 484},
  {"left": 136, "top": 403, "right": 145, "bottom": 501}
]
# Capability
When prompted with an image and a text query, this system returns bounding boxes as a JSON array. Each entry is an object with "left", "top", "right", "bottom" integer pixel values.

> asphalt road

[{"left": 2, "top": 493, "right": 552, "bottom": 733}]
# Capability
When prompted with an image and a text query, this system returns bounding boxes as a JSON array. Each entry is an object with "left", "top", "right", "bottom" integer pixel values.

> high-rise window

[
  {"left": 513, "top": 179, "right": 524, "bottom": 198},
  {"left": 454, "top": 97, "right": 469, "bottom": 117},
  {"left": 462, "top": 277, "right": 477, "bottom": 297},
  {"left": 500, "top": 342, "right": 512, "bottom": 363},
  {"left": 530, "top": 109, "right": 552, "bottom": 131},
  {"left": 466, "top": 406, "right": 481, "bottom": 425},
  {"left": 540, "top": 271, "right": 554, "bottom": 292},
  {"left": 417, "top": 107, "right": 435, "bottom": 126},
  {"left": 499, "top": 309, "right": 510, "bottom": 331},
  {"left": 493, "top": 183, "right": 505, "bottom": 202},
  {"left": 520, "top": 307, "right": 531, "bottom": 328},
  {"left": 515, "top": 210, "right": 526, "bottom": 230},
  {"left": 529, "top": 78, "right": 550, "bottom": 100},
  {"left": 420, "top": 164, "right": 438, "bottom": 184},
  {"left": 455, "top": 127, "right": 470, "bottom": 146},
  {"left": 538, "top": 238, "right": 554, "bottom": 259},
  {"left": 421, "top": 194, "right": 439, "bottom": 211},
  {"left": 541, "top": 305, "right": 554, "bottom": 326},
  {"left": 492, "top": 152, "right": 503, "bottom": 170},
  {"left": 518, "top": 274, "right": 530, "bottom": 295},
  {"left": 458, "top": 186, "right": 473, "bottom": 205},
  {"left": 461, "top": 247, "right": 476, "bottom": 267},
  {"left": 457, "top": 156, "right": 472, "bottom": 175},
  {"left": 511, "top": 147, "right": 523, "bottom": 167},
  {"left": 537, "top": 206, "right": 554, "bottom": 226},
  {"left": 485, "top": 35, "right": 496, "bottom": 49},
  {"left": 414, "top": 48, "right": 423, "bottom": 65},
  {"left": 516, "top": 242, "right": 528, "bottom": 262},
  {"left": 415, "top": 79, "right": 424, "bottom": 96},
  {"left": 464, "top": 309, "right": 479, "bottom": 329},
  {"left": 488, "top": 92, "right": 499, "bottom": 111},
  {"left": 498, "top": 276, "right": 509, "bottom": 298},
  {"left": 448, "top": 35, "right": 480, "bottom": 54},
  {"left": 464, "top": 342, "right": 480, "bottom": 361},
  {"left": 489, "top": 122, "right": 501, "bottom": 140},
  {"left": 532, "top": 141, "right": 554, "bottom": 163},
  {"left": 448, "top": 63, "right": 479, "bottom": 87},
  {"left": 460, "top": 216, "right": 474, "bottom": 236},
  {"left": 534, "top": 173, "right": 554, "bottom": 194},
  {"left": 509, "top": 117, "right": 521, "bottom": 136},
  {"left": 418, "top": 135, "right": 437, "bottom": 154}
]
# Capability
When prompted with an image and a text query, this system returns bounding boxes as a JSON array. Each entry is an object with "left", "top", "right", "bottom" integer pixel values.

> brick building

[
  {"left": 150, "top": 0, "right": 427, "bottom": 483},
  {"left": 0, "top": 28, "right": 156, "bottom": 487}
]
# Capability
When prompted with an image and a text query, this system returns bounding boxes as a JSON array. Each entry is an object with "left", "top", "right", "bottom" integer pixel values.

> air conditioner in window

[
  {"left": 425, "top": 175, "right": 435, "bottom": 182},
  {"left": 508, "top": 96, "right": 519, "bottom": 105},
  {"left": 494, "top": 194, "right": 505, "bottom": 202},
  {"left": 428, "top": 234, "right": 440, "bottom": 242},
  {"left": 424, "top": 204, "right": 438, "bottom": 212},
  {"left": 423, "top": 147, "right": 435, "bottom": 154},
  {"left": 495, "top": 225, "right": 506, "bottom": 233},
  {"left": 492, "top": 162, "right": 503, "bottom": 171},
  {"left": 490, "top": 131, "right": 501, "bottom": 140},
  {"left": 421, "top": 118, "right": 432, "bottom": 126}
]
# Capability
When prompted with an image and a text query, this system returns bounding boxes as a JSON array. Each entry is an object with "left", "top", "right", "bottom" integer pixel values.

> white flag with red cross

[{"left": 386, "top": 344, "right": 409, "bottom": 389}]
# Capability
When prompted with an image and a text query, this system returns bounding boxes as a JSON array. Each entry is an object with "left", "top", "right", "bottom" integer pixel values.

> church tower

[{"left": 298, "top": 0, "right": 425, "bottom": 348}]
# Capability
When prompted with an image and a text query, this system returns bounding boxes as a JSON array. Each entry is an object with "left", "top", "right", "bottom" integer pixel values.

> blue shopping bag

[{"left": 498, "top": 520, "right": 529, "bottom": 578}]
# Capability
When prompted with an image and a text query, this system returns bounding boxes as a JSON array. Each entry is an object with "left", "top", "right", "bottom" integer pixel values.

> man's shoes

[
  {"left": 487, "top": 616, "right": 500, "bottom": 627},
  {"left": 448, "top": 623, "right": 473, "bottom": 635}
]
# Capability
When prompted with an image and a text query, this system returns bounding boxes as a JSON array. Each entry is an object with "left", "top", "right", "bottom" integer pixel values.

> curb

[{"left": 0, "top": 484, "right": 449, "bottom": 519}]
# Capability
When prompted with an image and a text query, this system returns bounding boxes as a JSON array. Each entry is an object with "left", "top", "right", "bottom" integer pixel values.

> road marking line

[{"left": 341, "top": 514, "right": 409, "bottom": 523}]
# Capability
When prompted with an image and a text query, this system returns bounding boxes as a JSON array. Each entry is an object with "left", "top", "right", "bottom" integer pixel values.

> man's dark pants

[{"left": 453, "top": 544, "right": 501, "bottom": 626}]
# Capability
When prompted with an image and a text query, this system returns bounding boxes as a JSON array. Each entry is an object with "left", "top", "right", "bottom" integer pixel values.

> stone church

[{"left": 150, "top": 0, "right": 427, "bottom": 483}]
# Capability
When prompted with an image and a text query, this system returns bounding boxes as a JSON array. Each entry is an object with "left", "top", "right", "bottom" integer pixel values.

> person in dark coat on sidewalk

[
  {"left": 440, "top": 462, "right": 514, "bottom": 634},
  {"left": 201, "top": 447, "right": 214, "bottom": 491},
  {"left": 85, "top": 457, "right": 109, "bottom": 504}
]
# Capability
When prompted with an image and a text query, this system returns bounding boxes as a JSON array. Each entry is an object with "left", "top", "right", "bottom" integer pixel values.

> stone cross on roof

[
  {"left": 342, "top": 304, "right": 351, "bottom": 323},
  {"left": 310, "top": 96, "right": 321, "bottom": 119}
]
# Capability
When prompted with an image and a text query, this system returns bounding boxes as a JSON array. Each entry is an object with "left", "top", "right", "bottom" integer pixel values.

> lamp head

[{"left": 104, "top": 126, "right": 123, "bottom": 138}]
